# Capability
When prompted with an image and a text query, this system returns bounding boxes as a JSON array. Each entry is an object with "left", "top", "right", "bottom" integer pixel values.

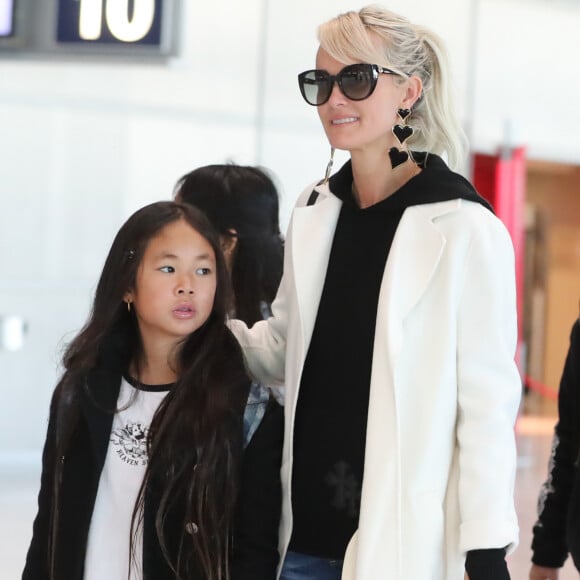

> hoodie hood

[{"left": 328, "top": 152, "right": 493, "bottom": 213}]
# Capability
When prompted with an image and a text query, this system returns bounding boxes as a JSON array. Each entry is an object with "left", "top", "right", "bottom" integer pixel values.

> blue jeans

[{"left": 280, "top": 550, "right": 343, "bottom": 580}]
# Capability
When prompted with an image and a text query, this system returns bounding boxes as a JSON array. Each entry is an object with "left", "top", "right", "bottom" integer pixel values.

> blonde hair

[{"left": 317, "top": 4, "right": 466, "bottom": 169}]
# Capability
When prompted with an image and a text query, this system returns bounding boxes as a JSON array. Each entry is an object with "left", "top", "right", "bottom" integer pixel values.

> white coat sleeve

[
  {"left": 228, "top": 273, "right": 289, "bottom": 387},
  {"left": 455, "top": 209, "right": 521, "bottom": 554}
]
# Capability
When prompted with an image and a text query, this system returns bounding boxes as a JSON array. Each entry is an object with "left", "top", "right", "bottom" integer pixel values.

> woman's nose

[{"left": 327, "top": 81, "right": 346, "bottom": 106}]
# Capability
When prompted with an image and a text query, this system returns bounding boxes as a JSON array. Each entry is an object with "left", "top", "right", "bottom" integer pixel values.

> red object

[
  {"left": 524, "top": 375, "right": 558, "bottom": 401},
  {"left": 472, "top": 148, "right": 527, "bottom": 375}
]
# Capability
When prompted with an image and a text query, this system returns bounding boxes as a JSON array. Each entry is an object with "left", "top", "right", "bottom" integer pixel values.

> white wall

[
  {"left": 0, "top": 0, "right": 578, "bottom": 462},
  {"left": 473, "top": 0, "right": 580, "bottom": 163}
]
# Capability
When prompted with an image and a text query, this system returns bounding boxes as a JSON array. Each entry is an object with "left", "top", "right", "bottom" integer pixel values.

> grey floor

[{"left": 2, "top": 410, "right": 579, "bottom": 579}]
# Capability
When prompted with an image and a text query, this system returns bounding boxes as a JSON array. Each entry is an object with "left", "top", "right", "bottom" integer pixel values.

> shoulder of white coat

[
  {"left": 459, "top": 200, "right": 513, "bottom": 245},
  {"left": 428, "top": 199, "right": 511, "bottom": 242},
  {"left": 409, "top": 200, "right": 514, "bottom": 262},
  {"left": 458, "top": 203, "right": 516, "bottom": 269}
]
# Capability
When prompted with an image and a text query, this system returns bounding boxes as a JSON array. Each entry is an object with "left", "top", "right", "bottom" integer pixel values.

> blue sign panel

[{"left": 57, "top": 0, "right": 163, "bottom": 45}]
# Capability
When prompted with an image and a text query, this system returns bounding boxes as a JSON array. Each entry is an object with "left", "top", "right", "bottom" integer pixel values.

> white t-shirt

[{"left": 84, "top": 376, "right": 170, "bottom": 580}]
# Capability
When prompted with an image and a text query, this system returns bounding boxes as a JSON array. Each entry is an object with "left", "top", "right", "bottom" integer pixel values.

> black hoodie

[
  {"left": 289, "top": 155, "right": 507, "bottom": 579},
  {"left": 330, "top": 152, "right": 493, "bottom": 210},
  {"left": 532, "top": 319, "right": 580, "bottom": 571}
]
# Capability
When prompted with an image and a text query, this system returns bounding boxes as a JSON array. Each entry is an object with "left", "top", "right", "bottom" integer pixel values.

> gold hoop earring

[{"left": 127, "top": 301, "right": 131, "bottom": 313}]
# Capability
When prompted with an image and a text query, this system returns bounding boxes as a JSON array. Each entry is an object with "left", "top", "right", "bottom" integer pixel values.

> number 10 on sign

[{"left": 76, "top": 0, "right": 156, "bottom": 42}]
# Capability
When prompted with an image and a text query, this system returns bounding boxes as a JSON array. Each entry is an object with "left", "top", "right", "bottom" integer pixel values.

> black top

[
  {"left": 532, "top": 319, "right": 580, "bottom": 571},
  {"left": 124, "top": 373, "right": 174, "bottom": 392},
  {"left": 290, "top": 155, "right": 508, "bottom": 578},
  {"left": 290, "top": 164, "right": 409, "bottom": 557}
]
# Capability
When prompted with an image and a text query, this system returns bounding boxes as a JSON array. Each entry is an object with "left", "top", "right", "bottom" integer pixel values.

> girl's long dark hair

[
  {"left": 174, "top": 164, "right": 284, "bottom": 326},
  {"left": 49, "top": 201, "right": 248, "bottom": 579}
]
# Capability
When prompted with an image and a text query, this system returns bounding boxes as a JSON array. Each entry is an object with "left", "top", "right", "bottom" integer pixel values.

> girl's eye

[
  {"left": 196, "top": 267, "right": 211, "bottom": 276},
  {"left": 159, "top": 266, "right": 175, "bottom": 273}
]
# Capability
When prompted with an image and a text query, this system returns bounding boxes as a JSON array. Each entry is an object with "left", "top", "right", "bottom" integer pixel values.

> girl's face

[
  {"left": 125, "top": 219, "right": 217, "bottom": 352},
  {"left": 315, "top": 48, "right": 411, "bottom": 156}
]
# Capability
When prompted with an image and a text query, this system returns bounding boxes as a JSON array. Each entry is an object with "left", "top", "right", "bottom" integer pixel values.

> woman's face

[{"left": 315, "top": 47, "right": 409, "bottom": 156}]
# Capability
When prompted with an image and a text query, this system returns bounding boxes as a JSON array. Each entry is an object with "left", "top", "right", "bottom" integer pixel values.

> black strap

[{"left": 307, "top": 189, "right": 320, "bottom": 206}]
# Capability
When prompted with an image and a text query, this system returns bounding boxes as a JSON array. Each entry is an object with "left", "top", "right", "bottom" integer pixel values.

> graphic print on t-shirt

[
  {"left": 110, "top": 421, "right": 149, "bottom": 466},
  {"left": 84, "top": 379, "right": 169, "bottom": 580}
]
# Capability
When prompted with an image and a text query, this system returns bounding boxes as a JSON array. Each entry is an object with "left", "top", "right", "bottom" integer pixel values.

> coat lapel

[
  {"left": 385, "top": 202, "right": 456, "bottom": 325},
  {"left": 376, "top": 201, "right": 458, "bottom": 414},
  {"left": 290, "top": 189, "right": 342, "bottom": 358}
]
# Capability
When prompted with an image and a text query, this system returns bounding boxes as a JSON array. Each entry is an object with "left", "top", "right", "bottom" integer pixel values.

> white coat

[{"left": 230, "top": 179, "right": 521, "bottom": 579}]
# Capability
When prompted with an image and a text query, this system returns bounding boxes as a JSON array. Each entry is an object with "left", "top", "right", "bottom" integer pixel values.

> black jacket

[
  {"left": 532, "top": 318, "right": 580, "bottom": 570},
  {"left": 22, "top": 354, "right": 283, "bottom": 580}
]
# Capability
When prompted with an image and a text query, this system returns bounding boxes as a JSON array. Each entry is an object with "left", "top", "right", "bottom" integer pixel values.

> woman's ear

[{"left": 402, "top": 75, "right": 423, "bottom": 110}]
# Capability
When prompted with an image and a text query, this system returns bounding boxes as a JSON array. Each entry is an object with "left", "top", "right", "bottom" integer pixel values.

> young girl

[{"left": 22, "top": 201, "right": 282, "bottom": 580}]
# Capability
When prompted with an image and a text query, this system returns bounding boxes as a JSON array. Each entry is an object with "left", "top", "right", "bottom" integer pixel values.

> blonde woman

[{"left": 230, "top": 5, "right": 521, "bottom": 579}]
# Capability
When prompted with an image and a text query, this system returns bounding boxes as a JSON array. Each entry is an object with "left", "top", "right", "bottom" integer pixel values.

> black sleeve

[
  {"left": 232, "top": 399, "right": 284, "bottom": 580},
  {"left": 465, "top": 548, "right": 509, "bottom": 579},
  {"left": 21, "top": 392, "right": 59, "bottom": 580},
  {"left": 531, "top": 319, "right": 580, "bottom": 568}
]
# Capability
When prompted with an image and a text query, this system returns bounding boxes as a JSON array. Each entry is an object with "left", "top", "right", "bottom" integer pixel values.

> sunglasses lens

[
  {"left": 340, "top": 65, "right": 375, "bottom": 100},
  {"left": 299, "top": 70, "right": 332, "bottom": 106}
]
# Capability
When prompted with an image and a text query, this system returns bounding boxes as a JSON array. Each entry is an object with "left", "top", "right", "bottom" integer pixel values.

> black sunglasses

[{"left": 298, "top": 63, "right": 402, "bottom": 106}]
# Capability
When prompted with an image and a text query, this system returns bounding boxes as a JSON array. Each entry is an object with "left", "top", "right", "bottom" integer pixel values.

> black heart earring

[
  {"left": 389, "top": 147, "right": 409, "bottom": 169},
  {"left": 389, "top": 107, "right": 415, "bottom": 169},
  {"left": 397, "top": 108, "right": 411, "bottom": 121},
  {"left": 392, "top": 124, "right": 413, "bottom": 145}
]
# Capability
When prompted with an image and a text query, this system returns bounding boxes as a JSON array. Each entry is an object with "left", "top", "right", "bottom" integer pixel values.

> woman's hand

[{"left": 529, "top": 564, "right": 559, "bottom": 580}]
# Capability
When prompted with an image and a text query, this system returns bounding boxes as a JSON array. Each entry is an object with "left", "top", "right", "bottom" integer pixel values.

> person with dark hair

[
  {"left": 229, "top": 5, "right": 521, "bottom": 580},
  {"left": 530, "top": 317, "right": 580, "bottom": 580},
  {"left": 22, "top": 201, "right": 282, "bottom": 580},
  {"left": 175, "top": 164, "right": 286, "bottom": 409},
  {"left": 175, "top": 164, "right": 284, "bottom": 328}
]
